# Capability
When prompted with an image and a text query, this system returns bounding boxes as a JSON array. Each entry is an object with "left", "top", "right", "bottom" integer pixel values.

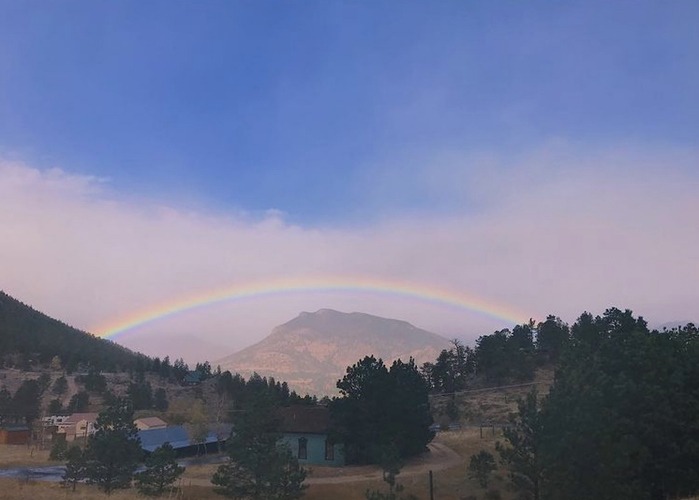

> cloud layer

[{"left": 1, "top": 144, "right": 697, "bottom": 363}]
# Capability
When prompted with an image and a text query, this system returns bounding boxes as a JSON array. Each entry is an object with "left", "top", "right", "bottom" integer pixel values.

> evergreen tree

[
  {"left": 428, "top": 340, "right": 475, "bottom": 393},
  {"left": 48, "top": 398, "right": 63, "bottom": 415},
  {"left": 13, "top": 379, "right": 41, "bottom": 424},
  {"left": 127, "top": 380, "right": 153, "bottom": 410},
  {"left": 52, "top": 375, "right": 68, "bottom": 396},
  {"left": 172, "top": 358, "right": 189, "bottom": 383},
  {"left": 211, "top": 394, "right": 307, "bottom": 499},
  {"left": 468, "top": 450, "right": 497, "bottom": 488},
  {"left": 331, "top": 356, "right": 434, "bottom": 464},
  {"left": 541, "top": 311, "right": 699, "bottom": 500},
  {"left": 67, "top": 391, "right": 90, "bottom": 412},
  {"left": 50, "top": 438, "right": 68, "bottom": 460},
  {"left": 62, "top": 445, "right": 87, "bottom": 491},
  {"left": 153, "top": 388, "right": 168, "bottom": 412},
  {"left": 496, "top": 390, "right": 544, "bottom": 500},
  {"left": 476, "top": 326, "right": 537, "bottom": 384},
  {"left": 83, "top": 368, "right": 107, "bottom": 393},
  {"left": 37, "top": 372, "right": 52, "bottom": 394},
  {"left": 135, "top": 443, "right": 184, "bottom": 497},
  {"left": 535, "top": 315, "right": 569, "bottom": 363},
  {"left": 84, "top": 398, "right": 142, "bottom": 494}
]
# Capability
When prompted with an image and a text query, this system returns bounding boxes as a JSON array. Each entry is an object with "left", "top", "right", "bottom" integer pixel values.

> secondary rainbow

[{"left": 94, "top": 276, "right": 533, "bottom": 340}]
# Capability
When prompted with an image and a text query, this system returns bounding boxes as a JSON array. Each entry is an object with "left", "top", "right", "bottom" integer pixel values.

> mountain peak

[{"left": 216, "top": 309, "right": 450, "bottom": 396}]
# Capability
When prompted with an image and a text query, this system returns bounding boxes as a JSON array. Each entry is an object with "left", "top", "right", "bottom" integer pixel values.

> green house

[{"left": 278, "top": 406, "right": 345, "bottom": 467}]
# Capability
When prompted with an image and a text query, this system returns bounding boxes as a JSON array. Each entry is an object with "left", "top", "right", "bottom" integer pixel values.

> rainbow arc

[{"left": 94, "top": 276, "right": 532, "bottom": 340}]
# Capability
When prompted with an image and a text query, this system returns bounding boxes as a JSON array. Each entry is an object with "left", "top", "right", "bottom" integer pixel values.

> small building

[
  {"left": 134, "top": 416, "right": 168, "bottom": 431},
  {"left": 138, "top": 425, "right": 225, "bottom": 457},
  {"left": 278, "top": 406, "right": 344, "bottom": 466},
  {"left": 0, "top": 424, "right": 31, "bottom": 445},
  {"left": 183, "top": 371, "right": 203, "bottom": 385},
  {"left": 57, "top": 413, "right": 99, "bottom": 442}
]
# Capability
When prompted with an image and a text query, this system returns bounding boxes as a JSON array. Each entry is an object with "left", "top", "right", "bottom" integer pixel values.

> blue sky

[
  {"left": 2, "top": 1, "right": 697, "bottom": 223},
  {"left": 1, "top": 1, "right": 698, "bottom": 361}
]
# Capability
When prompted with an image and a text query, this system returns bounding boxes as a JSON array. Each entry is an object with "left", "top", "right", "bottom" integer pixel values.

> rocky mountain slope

[{"left": 216, "top": 308, "right": 451, "bottom": 396}]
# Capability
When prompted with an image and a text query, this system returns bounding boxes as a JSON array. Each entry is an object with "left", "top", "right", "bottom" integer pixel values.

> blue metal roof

[{"left": 137, "top": 425, "right": 220, "bottom": 452}]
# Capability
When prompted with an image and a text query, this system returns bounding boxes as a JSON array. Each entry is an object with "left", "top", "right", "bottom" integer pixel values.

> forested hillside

[
  {"left": 459, "top": 309, "right": 699, "bottom": 500},
  {"left": 0, "top": 291, "right": 149, "bottom": 371}
]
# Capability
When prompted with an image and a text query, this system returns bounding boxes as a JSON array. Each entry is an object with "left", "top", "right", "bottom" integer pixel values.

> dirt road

[{"left": 180, "top": 442, "right": 461, "bottom": 487}]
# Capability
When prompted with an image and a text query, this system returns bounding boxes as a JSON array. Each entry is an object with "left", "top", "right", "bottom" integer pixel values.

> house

[
  {"left": 138, "top": 425, "right": 227, "bottom": 457},
  {"left": 278, "top": 406, "right": 344, "bottom": 466},
  {"left": 0, "top": 424, "right": 30, "bottom": 445},
  {"left": 183, "top": 371, "right": 203, "bottom": 385},
  {"left": 57, "top": 413, "right": 99, "bottom": 442},
  {"left": 134, "top": 416, "right": 168, "bottom": 431},
  {"left": 42, "top": 415, "right": 70, "bottom": 427}
]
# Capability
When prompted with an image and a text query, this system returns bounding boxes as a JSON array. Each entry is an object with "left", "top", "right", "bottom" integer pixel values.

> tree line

[
  {"left": 422, "top": 315, "right": 569, "bottom": 393},
  {"left": 0, "top": 291, "right": 150, "bottom": 372},
  {"left": 478, "top": 308, "right": 699, "bottom": 500}
]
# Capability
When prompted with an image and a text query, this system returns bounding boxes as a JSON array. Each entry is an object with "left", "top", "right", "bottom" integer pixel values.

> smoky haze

[{"left": 1, "top": 143, "right": 697, "bottom": 362}]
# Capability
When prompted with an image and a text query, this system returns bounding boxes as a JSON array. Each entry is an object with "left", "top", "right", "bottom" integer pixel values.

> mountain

[
  {"left": 0, "top": 290, "right": 148, "bottom": 371},
  {"left": 215, "top": 308, "right": 451, "bottom": 396}
]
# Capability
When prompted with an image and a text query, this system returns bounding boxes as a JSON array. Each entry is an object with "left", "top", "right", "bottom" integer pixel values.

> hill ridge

[{"left": 0, "top": 290, "right": 147, "bottom": 371}]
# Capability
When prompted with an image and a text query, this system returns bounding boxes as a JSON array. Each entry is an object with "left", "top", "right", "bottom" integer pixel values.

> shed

[{"left": 0, "top": 424, "right": 30, "bottom": 445}]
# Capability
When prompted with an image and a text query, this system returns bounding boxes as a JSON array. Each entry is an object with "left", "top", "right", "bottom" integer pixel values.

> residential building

[
  {"left": 57, "top": 412, "right": 99, "bottom": 442},
  {"left": 134, "top": 416, "right": 168, "bottom": 431},
  {"left": 278, "top": 406, "right": 344, "bottom": 466}
]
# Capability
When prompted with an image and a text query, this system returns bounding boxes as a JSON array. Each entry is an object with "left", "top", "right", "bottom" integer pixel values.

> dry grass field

[
  {"left": 0, "top": 428, "right": 513, "bottom": 499},
  {"left": 0, "top": 445, "right": 51, "bottom": 468},
  {"left": 430, "top": 368, "right": 555, "bottom": 428},
  {"left": 3, "top": 431, "right": 699, "bottom": 500}
]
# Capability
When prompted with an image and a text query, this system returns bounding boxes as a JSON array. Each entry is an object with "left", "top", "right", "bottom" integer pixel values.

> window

[
  {"left": 298, "top": 437, "right": 307, "bottom": 460},
  {"left": 324, "top": 439, "right": 334, "bottom": 461}
]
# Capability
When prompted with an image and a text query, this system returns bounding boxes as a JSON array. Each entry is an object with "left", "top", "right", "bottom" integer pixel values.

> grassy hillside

[{"left": 430, "top": 367, "right": 555, "bottom": 427}]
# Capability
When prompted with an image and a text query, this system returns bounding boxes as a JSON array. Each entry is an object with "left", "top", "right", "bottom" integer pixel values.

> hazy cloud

[{"left": 1, "top": 144, "right": 697, "bottom": 362}]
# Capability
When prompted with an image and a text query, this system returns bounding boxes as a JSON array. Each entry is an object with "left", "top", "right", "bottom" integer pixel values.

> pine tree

[
  {"left": 12, "top": 379, "right": 41, "bottom": 424},
  {"left": 135, "top": 443, "right": 184, "bottom": 497},
  {"left": 468, "top": 450, "right": 497, "bottom": 488},
  {"left": 84, "top": 398, "right": 142, "bottom": 494},
  {"left": 211, "top": 394, "right": 307, "bottom": 499},
  {"left": 153, "top": 388, "right": 168, "bottom": 412},
  {"left": 50, "top": 438, "right": 68, "bottom": 460},
  {"left": 496, "top": 390, "right": 544, "bottom": 500},
  {"left": 62, "top": 445, "right": 86, "bottom": 491},
  {"left": 331, "top": 356, "right": 434, "bottom": 465},
  {"left": 52, "top": 375, "right": 68, "bottom": 396}
]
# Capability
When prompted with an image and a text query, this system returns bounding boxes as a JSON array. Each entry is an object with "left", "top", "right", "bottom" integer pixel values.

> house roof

[
  {"left": 137, "top": 425, "right": 221, "bottom": 452},
  {"left": 135, "top": 416, "right": 167, "bottom": 428},
  {"left": 184, "top": 371, "right": 202, "bottom": 383},
  {"left": 64, "top": 413, "right": 99, "bottom": 424},
  {"left": 278, "top": 406, "right": 331, "bottom": 435},
  {"left": 1, "top": 424, "right": 29, "bottom": 432}
]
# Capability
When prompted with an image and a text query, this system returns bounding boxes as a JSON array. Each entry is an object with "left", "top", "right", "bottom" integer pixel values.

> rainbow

[{"left": 94, "top": 276, "right": 533, "bottom": 340}]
